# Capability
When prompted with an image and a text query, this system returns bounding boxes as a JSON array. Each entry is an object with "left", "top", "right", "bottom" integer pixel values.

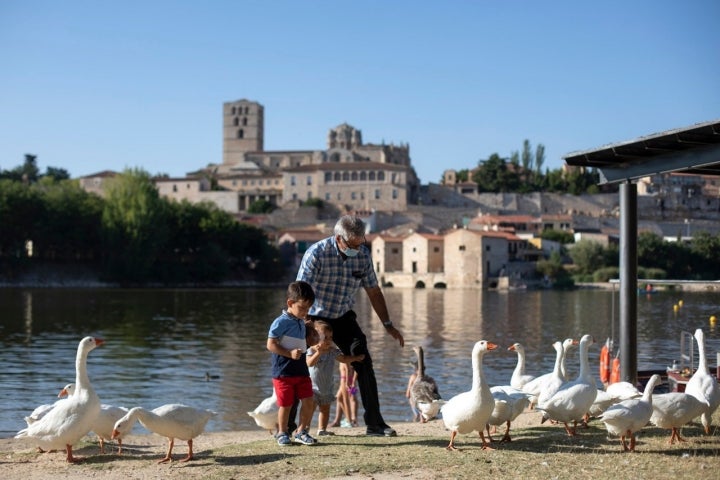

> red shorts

[{"left": 272, "top": 376, "right": 314, "bottom": 407}]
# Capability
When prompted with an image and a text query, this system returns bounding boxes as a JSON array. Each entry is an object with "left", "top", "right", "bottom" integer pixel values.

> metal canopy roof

[
  {"left": 563, "top": 119, "right": 720, "bottom": 184},
  {"left": 562, "top": 119, "right": 720, "bottom": 386}
]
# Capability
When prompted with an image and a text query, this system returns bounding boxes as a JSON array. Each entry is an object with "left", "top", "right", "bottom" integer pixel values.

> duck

[
  {"left": 440, "top": 340, "right": 497, "bottom": 450},
  {"left": 536, "top": 334, "right": 597, "bottom": 436},
  {"left": 649, "top": 391, "right": 705, "bottom": 444},
  {"left": 24, "top": 383, "right": 76, "bottom": 427},
  {"left": 92, "top": 405, "right": 131, "bottom": 454},
  {"left": 508, "top": 343, "right": 535, "bottom": 390},
  {"left": 600, "top": 374, "right": 662, "bottom": 452},
  {"left": 409, "top": 345, "right": 443, "bottom": 422},
  {"left": 112, "top": 404, "right": 216, "bottom": 463},
  {"left": 684, "top": 328, "right": 720, "bottom": 434},
  {"left": 247, "top": 391, "right": 279, "bottom": 434},
  {"left": 14, "top": 336, "right": 104, "bottom": 463},
  {"left": 486, "top": 385, "right": 531, "bottom": 443}
]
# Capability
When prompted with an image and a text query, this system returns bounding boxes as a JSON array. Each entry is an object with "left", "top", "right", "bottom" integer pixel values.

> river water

[{"left": 1, "top": 287, "right": 717, "bottom": 438}]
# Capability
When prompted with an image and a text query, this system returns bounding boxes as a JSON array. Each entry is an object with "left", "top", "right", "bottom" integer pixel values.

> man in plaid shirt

[{"left": 297, "top": 215, "right": 404, "bottom": 437}]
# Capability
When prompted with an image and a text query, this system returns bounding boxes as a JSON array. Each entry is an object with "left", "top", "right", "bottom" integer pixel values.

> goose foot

[
  {"left": 179, "top": 440, "right": 194, "bottom": 462},
  {"left": 446, "top": 431, "right": 459, "bottom": 450},
  {"left": 65, "top": 445, "right": 84, "bottom": 463},
  {"left": 158, "top": 438, "right": 175, "bottom": 463}
]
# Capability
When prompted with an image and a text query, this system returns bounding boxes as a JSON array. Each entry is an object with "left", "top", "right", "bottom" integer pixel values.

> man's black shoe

[{"left": 366, "top": 425, "right": 397, "bottom": 437}]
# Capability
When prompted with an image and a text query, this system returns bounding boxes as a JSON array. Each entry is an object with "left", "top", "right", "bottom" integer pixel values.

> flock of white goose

[
  {"left": 14, "top": 336, "right": 216, "bottom": 463},
  {"left": 407, "top": 329, "right": 720, "bottom": 451},
  {"left": 15, "top": 330, "right": 720, "bottom": 462}
]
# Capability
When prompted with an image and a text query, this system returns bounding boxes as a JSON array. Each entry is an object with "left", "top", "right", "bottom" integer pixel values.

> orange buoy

[
  {"left": 599, "top": 343, "right": 611, "bottom": 385},
  {"left": 609, "top": 357, "right": 621, "bottom": 384}
]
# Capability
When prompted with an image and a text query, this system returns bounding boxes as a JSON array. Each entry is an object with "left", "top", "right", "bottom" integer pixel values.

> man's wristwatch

[{"left": 383, "top": 320, "right": 393, "bottom": 328}]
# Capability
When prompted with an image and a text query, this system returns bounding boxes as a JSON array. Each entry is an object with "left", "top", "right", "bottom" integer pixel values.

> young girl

[
  {"left": 331, "top": 361, "right": 360, "bottom": 427},
  {"left": 306, "top": 321, "right": 364, "bottom": 436}
]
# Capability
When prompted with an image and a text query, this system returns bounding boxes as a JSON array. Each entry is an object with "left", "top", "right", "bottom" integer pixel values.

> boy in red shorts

[{"left": 266, "top": 281, "right": 317, "bottom": 446}]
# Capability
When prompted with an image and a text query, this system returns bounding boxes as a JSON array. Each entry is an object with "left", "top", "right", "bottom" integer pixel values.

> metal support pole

[{"left": 619, "top": 181, "right": 638, "bottom": 385}]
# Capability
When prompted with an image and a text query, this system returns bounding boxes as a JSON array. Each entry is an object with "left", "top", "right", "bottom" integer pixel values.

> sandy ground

[{"left": 0, "top": 411, "right": 545, "bottom": 480}]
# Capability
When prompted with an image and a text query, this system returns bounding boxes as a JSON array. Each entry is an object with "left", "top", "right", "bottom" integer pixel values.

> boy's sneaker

[
  {"left": 276, "top": 432, "right": 291, "bottom": 446},
  {"left": 293, "top": 430, "right": 317, "bottom": 445},
  {"left": 317, "top": 429, "right": 335, "bottom": 436}
]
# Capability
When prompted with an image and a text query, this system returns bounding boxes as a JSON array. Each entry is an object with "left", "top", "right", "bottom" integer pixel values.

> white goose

[
  {"left": 522, "top": 338, "right": 576, "bottom": 408},
  {"left": 248, "top": 391, "right": 279, "bottom": 434},
  {"left": 606, "top": 381, "right": 642, "bottom": 401},
  {"left": 649, "top": 391, "right": 705, "bottom": 444},
  {"left": 536, "top": 334, "right": 597, "bottom": 436},
  {"left": 559, "top": 338, "right": 578, "bottom": 381},
  {"left": 92, "top": 405, "right": 130, "bottom": 453},
  {"left": 590, "top": 381, "right": 643, "bottom": 418},
  {"left": 508, "top": 343, "right": 535, "bottom": 389},
  {"left": 15, "top": 336, "right": 104, "bottom": 463},
  {"left": 685, "top": 328, "right": 720, "bottom": 434},
  {"left": 25, "top": 383, "right": 76, "bottom": 426},
  {"left": 440, "top": 340, "right": 497, "bottom": 450},
  {"left": 112, "top": 404, "right": 216, "bottom": 463},
  {"left": 409, "top": 346, "right": 443, "bottom": 422},
  {"left": 486, "top": 385, "right": 531, "bottom": 443},
  {"left": 600, "top": 374, "right": 661, "bottom": 452},
  {"left": 536, "top": 341, "right": 567, "bottom": 408}
]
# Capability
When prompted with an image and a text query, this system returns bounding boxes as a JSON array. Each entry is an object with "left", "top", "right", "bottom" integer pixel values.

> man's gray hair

[{"left": 334, "top": 215, "right": 366, "bottom": 239}]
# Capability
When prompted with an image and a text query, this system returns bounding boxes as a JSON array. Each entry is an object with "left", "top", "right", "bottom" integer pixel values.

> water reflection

[{"left": 0, "top": 287, "right": 717, "bottom": 438}]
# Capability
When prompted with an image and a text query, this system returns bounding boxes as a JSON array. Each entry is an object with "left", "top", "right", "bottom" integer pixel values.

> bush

[{"left": 593, "top": 267, "right": 619, "bottom": 282}]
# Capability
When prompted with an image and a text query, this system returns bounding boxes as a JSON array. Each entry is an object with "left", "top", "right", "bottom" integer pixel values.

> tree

[
  {"left": 535, "top": 144, "right": 545, "bottom": 174},
  {"left": 248, "top": 198, "right": 276, "bottom": 214},
  {"left": 541, "top": 229, "right": 574, "bottom": 244},
  {"left": 44, "top": 167, "right": 71, "bottom": 181},
  {"left": 568, "top": 239, "right": 606, "bottom": 275},
  {"left": 472, "top": 154, "right": 520, "bottom": 192},
  {"left": 521, "top": 140, "right": 532, "bottom": 173},
  {"left": 101, "top": 168, "right": 169, "bottom": 282},
  {"left": 536, "top": 251, "right": 574, "bottom": 288}
]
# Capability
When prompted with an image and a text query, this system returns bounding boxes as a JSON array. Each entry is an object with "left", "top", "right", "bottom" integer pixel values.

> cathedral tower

[{"left": 223, "top": 99, "right": 264, "bottom": 164}]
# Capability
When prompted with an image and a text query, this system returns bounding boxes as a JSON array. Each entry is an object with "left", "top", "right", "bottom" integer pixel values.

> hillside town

[{"left": 75, "top": 99, "right": 720, "bottom": 288}]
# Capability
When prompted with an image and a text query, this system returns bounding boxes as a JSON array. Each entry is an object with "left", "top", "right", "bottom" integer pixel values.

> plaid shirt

[{"left": 296, "top": 236, "right": 378, "bottom": 319}]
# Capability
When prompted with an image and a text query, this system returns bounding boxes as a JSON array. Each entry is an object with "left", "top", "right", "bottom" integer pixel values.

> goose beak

[
  {"left": 507, "top": 344, "right": 516, "bottom": 351},
  {"left": 94, "top": 338, "right": 106, "bottom": 347},
  {"left": 111, "top": 429, "right": 119, "bottom": 439},
  {"left": 487, "top": 342, "right": 498, "bottom": 350},
  {"left": 58, "top": 389, "right": 68, "bottom": 398}
]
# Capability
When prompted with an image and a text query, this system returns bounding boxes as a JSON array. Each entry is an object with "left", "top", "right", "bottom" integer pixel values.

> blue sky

[{"left": 1, "top": 1, "right": 718, "bottom": 185}]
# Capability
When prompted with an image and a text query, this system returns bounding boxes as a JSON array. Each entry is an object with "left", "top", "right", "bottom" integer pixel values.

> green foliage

[
  {"left": 637, "top": 267, "right": 667, "bottom": 280},
  {"left": 302, "top": 197, "right": 324, "bottom": 208},
  {"left": 472, "top": 153, "right": 520, "bottom": 192},
  {"left": 101, "top": 168, "right": 169, "bottom": 281},
  {"left": 540, "top": 229, "right": 574, "bottom": 244},
  {"left": 248, "top": 198, "right": 276, "bottom": 213},
  {"left": 535, "top": 251, "right": 574, "bottom": 288},
  {"left": 568, "top": 239, "right": 607, "bottom": 275},
  {"left": 593, "top": 266, "right": 619, "bottom": 282},
  {"left": 455, "top": 169, "right": 469, "bottom": 182}
]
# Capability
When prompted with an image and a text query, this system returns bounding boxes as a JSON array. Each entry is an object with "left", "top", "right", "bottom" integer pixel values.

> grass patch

[{"left": 206, "top": 415, "right": 720, "bottom": 480}]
